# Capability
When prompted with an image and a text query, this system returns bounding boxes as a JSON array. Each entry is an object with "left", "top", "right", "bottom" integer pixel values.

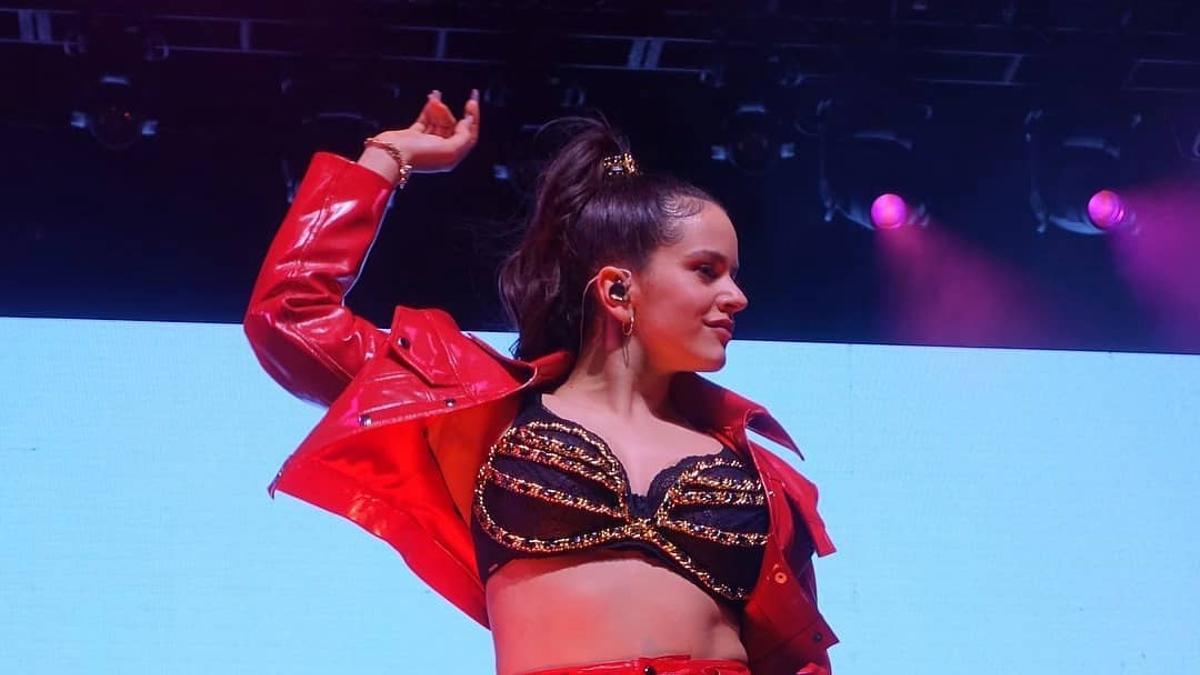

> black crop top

[{"left": 470, "top": 390, "right": 771, "bottom": 605}]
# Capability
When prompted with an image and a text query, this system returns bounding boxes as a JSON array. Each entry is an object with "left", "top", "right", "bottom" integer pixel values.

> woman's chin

[{"left": 692, "top": 349, "right": 729, "bottom": 372}]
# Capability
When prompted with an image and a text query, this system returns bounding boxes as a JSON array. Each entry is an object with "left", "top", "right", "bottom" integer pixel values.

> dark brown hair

[{"left": 498, "top": 116, "right": 720, "bottom": 361}]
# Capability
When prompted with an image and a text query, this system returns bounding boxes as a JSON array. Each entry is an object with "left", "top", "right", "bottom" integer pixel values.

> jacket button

[
  {"left": 812, "top": 630, "right": 824, "bottom": 642},
  {"left": 359, "top": 413, "right": 372, "bottom": 426},
  {"left": 444, "top": 398, "right": 457, "bottom": 407},
  {"left": 642, "top": 667, "right": 656, "bottom": 675},
  {"left": 773, "top": 571, "right": 788, "bottom": 584},
  {"left": 399, "top": 336, "right": 411, "bottom": 348}
]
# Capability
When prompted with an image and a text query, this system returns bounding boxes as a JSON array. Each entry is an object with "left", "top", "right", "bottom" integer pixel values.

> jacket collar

[{"left": 525, "top": 349, "right": 804, "bottom": 460}]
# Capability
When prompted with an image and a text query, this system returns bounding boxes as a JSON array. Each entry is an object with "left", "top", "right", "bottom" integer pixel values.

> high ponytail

[{"left": 497, "top": 116, "right": 719, "bottom": 362}]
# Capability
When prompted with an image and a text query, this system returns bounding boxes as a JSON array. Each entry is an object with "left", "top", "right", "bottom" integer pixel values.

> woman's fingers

[
  {"left": 408, "top": 100, "right": 433, "bottom": 133},
  {"left": 383, "top": 87, "right": 481, "bottom": 172},
  {"left": 448, "top": 90, "right": 481, "bottom": 145},
  {"left": 408, "top": 92, "right": 456, "bottom": 137},
  {"left": 424, "top": 91, "right": 457, "bottom": 137},
  {"left": 449, "top": 114, "right": 475, "bottom": 151},
  {"left": 462, "top": 88, "right": 481, "bottom": 142},
  {"left": 406, "top": 89, "right": 479, "bottom": 138},
  {"left": 408, "top": 98, "right": 431, "bottom": 132}
]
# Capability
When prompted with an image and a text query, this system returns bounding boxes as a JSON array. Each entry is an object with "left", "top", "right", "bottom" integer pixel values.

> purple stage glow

[
  {"left": 870, "top": 193, "right": 909, "bottom": 230},
  {"left": 1087, "top": 189, "right": 1131, "bottom": 231},
  {"left": 1108, "top": 179, "right": 1200, "bottom": 348},
  {"left": 875, "top": 218, "right": 1052, "bottom": 346}
]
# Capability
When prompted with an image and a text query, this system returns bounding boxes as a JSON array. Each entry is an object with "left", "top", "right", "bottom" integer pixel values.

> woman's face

[{"left": 634, "top": 199, "right": 749, "bottom": 373}]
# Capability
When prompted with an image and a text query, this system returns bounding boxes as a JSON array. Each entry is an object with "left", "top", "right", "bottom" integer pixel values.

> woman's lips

[{"left": 710, "top": 325, "right": 733, "bottom": 341}]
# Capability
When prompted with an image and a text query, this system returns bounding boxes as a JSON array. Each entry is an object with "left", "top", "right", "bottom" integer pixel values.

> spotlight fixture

[
  {"left": 870, "top": 193, "right": 914, "bottom": 230},
  {"left": 1025, "top": 109, "right": 1144, "bottom": 235},
  {"left": 62, "top": 16, "right": 169, "bottom": 151},
  {"left": 817, "top": 96, "right": 933, "bottom": 231},
  {"left": 69, "top": 74, "right": 157, "bottom": 151},
  {"left": 1086, "top": 189, "right": 1135, "bottom": 231},
  {"left": 710, "top": 103, "right": 795, "bottom": 175}
]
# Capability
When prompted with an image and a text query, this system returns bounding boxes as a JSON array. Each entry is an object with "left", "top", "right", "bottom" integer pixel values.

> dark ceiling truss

[{"left": 3, "top": 2, "right": 1200, "bottom": 93}]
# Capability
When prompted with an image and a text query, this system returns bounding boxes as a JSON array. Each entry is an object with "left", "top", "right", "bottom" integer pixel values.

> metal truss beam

[{"left": 2, "top": 4, "right": 1199, "bottom": 92}]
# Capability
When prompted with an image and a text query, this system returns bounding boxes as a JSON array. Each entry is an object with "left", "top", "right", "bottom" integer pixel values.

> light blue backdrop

[{"left": 1, "top": 317, "right": 1197, "bottom": 674}]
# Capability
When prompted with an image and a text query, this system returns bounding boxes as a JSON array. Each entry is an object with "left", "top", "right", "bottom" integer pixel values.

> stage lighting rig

[
  {"left": 69, "top": 74, "right": 158, "bottom": 151},
  {"left": 816, "top": 95, "right": 934, "bottom": 231},
  {"left": 703, "top": 40, "right": 805, "bottom": 175},
  {"left": 278, "top": 71, "right": 401, "bottom": 202},
  {"left": 710, "top": 103, "right": 796, "bottom": 175},
  {"left": 1025, "top": 108, "right": 1144, "bottom": 235},
  {"left": 491, "top": 74, "right": 591, "bottom": 194},
  {"left": 63, "top": 16, "right": 167, "bottom": 151}
]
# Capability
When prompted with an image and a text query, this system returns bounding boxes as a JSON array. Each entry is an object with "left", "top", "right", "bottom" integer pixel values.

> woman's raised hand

[{"left": 357, "top": 88, "right": 481, "bottom": 184}]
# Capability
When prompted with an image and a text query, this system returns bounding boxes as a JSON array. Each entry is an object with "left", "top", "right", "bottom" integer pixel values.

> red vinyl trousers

[{"left": 520, "top": 653, "right": 752, "bottom": 675}]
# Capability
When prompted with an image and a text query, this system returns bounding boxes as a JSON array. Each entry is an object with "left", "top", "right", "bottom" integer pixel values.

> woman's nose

[{"left": 720, "top": 285, "right": 749, "bottom": 313}]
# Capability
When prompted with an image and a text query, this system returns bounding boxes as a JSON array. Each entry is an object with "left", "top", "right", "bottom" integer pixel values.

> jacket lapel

[{"left": 670, "top": 370, "right": 804, "bottom": 460}]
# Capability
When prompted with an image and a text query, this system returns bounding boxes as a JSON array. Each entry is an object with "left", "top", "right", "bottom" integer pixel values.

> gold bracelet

[{"left": 363, "top": 136, "right": 414, "bottom": 189}]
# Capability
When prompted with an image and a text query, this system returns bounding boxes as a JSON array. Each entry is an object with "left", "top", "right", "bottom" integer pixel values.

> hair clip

[{"left": 601, "top": 152, "right": 639, "bottom": 177}]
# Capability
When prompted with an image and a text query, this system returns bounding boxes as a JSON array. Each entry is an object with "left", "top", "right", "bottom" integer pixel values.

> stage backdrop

[{"left": 1, "top": 316, "right": 1197, "bottom": 674}]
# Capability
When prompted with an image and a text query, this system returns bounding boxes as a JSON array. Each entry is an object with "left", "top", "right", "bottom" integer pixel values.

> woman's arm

[
  {"left": 243, "top": 153, "right": 397, "bottom": 406},
  {"left": 243, "top": 89, "right": 481, "bottom": 406}
]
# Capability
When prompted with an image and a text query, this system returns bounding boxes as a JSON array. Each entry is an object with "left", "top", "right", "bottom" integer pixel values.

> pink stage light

[
  {"left": 1087, "top": 189, "right": 1132, "bottom": 231},
  {"left": 870, "top": 193, "right": 909, "bottom": 230}
]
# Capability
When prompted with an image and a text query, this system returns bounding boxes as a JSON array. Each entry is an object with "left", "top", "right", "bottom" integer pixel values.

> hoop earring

[{"left": 622, "top": 307, "right": 635, "bottom": 337}]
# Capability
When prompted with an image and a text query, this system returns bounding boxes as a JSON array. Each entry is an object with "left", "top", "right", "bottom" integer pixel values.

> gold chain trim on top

[{"left": 472, "top": 418, "right": 768, "bottom": 601}]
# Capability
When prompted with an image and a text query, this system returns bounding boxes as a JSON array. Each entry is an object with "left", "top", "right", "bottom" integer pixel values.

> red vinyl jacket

[{"left": 243, "top": 152, "right": 839, "bottom": 675}]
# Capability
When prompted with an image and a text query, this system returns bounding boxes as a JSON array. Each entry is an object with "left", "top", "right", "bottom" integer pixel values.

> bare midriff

[{"left": 486, "top": 547, "right": 748, "bottom": 675}]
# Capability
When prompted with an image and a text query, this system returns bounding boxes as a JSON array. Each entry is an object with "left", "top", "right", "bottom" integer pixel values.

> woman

[{"left": 244, "top": 89, "right": 837, "bottom": 675}]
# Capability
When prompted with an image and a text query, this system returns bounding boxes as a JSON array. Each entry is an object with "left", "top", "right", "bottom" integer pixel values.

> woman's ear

[{"left": 595, "top": 265, "right": 635, "bottom": 314}]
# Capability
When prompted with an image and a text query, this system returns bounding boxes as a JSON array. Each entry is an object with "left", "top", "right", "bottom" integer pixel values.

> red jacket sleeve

[{"left": 243, "top": 152, "right": 396, "bottom": 407}]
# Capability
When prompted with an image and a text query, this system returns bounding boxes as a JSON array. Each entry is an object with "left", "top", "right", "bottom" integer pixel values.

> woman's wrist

[
  {"left": 357, "top": 146, "right": 405, "bottom": 186},
  {"left": 357, "top": 135, "right": 415, "bottom": 188}
]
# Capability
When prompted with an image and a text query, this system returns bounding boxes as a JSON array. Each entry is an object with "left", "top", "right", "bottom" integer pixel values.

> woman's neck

[{"left": 548, "top": 356, "right": 685, "bottom": 426}]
